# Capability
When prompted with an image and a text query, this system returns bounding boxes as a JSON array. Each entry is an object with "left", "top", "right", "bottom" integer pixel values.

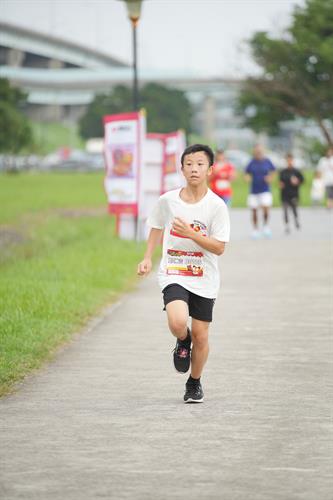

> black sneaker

[
  {"left": 173, "top": 328, "right": 191, "bottom": 373},
  {"left": 184, "top": 380, "right": 204, "bottom": 403}
]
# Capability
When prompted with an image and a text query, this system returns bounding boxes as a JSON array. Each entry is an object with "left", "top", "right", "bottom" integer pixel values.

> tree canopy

[
  {"left": 238, "top": 0, "right": 333, "bottom": 146},
  {"left": 79, "top": 83, "right": 192, "bottom": 139},
  {"left": 0, "top": 78, "right": 33, "bottom": 153}
]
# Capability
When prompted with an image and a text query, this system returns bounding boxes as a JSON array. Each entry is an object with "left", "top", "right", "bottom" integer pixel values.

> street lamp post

[{"left": 122, "top": 0, "right": 143, "bottom": 111}]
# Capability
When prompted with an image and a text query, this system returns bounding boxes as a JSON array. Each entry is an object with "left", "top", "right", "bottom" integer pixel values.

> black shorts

[{"left": 162, "top": 284, "right": 215, "bottom": 322}]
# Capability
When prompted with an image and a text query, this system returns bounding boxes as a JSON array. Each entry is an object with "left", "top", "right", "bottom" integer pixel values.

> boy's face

[
  {"left": 215, "top": 153, "right": 225, "bottom": 164},
  {"left": 181, "top": 151, "right": 212, "bottom": 186},
  {"left": 254, "top": 145, "right": 264, "bottom": 160},
  {"left": 287, "top": 156, "right": 293, "bottom": 168}
]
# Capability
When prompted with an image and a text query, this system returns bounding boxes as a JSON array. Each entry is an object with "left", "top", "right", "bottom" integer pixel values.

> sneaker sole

[
  {"left": 184, "top": 397, "right": 204, "bottom": 403},
  {"left": 174, "top": 366, "right": 189, "bottom": 374}
]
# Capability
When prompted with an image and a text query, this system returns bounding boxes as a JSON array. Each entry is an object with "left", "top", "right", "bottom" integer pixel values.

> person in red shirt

[{"left": 210, "top": 149, "right": 236, "bottom": 206}]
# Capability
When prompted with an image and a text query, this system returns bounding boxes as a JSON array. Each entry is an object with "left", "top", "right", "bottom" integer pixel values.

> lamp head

[{"left": 123, "top": 0, "right": 143, "bottom": 26}]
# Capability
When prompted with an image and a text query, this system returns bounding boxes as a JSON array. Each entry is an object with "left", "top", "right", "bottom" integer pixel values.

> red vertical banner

[
  {"left": 103, "top": 111, "right": 146, "bottom": 216},
  {"left": 162, "top": 130, "right": 186, "bottom": 193}
]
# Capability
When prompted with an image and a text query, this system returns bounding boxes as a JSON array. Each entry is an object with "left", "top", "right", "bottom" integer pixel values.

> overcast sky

[{"left": 2, "top": 0, "right": 304, "bottom": 78}]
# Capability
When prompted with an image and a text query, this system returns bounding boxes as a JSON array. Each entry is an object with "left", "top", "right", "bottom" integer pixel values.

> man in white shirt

[
  {"left": 137, "top": 144, "right": 230, "bottom": 403},
  {"left": 317, "top": 148, "right": 333, "bottom": 209}
]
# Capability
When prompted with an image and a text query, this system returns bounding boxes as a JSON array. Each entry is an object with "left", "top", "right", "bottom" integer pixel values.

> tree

[
  {"left": 141, "top": 83, "right": 192, "bottom": 134},
  {"left": 0, "top": 78, "right": 33, "bottom": 153},
  {"left": 79, "top": 85, "right": 132, "bottom": 139},
  {"left": 79, "top": 83, "right": 192, "bottom": 139},
  {"left": 237, "top": 0, "right": 333, "bottom": 146}
]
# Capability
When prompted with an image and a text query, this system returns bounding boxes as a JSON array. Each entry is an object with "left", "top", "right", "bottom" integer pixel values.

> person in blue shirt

[{"left": 245, "top": 144, "right": 276, "bottom": 238}]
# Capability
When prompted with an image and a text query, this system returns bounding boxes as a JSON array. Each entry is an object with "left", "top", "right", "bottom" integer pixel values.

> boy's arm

[
  {"left": 244, "top": 162, "right": 252, "bottom": 183},
  {"left": 298, "top": 171, "right": 305, "bottom": 184},
  {"left": 279, "top": 170, "right": 285, "bottom": 188},
  {"left": 265, "top": 171, "right": 275, "bottom": 184},
  {"left": 172, "top": 218, "right": 225, "bottom": 256},
  {"left": 137, "top": 228, "right": 163, "bottom": 276},
  {"left": 265, "top": 162, "right": 276, "bottom": 183}
]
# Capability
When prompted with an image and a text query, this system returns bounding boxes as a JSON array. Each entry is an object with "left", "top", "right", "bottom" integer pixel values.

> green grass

[
  {"left": 0, "top": 172, "right": 105, "bottom": 224},
  {"left": 0, "top": 172, "right": 146, "bottom": 396}
]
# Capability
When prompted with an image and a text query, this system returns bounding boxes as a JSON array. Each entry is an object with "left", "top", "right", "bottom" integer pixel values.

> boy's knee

[
  {"left": 192, "top": 332, "right": 208, "bottom": 349},
  {"left": 169, "top": 318, "right": 187, "bottom": 337}
]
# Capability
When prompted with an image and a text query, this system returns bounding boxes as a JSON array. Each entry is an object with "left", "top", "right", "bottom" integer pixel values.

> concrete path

[{"left": 1, "top": 208, "right": 332, "bottom": 500}]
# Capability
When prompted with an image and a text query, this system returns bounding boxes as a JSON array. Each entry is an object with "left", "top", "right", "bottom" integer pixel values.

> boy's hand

[
  {"left": 264, "top": 173, "right": 274, "bottom": 184},
  {"left": 137, "top": 258, "right": 152, "bottom": 276},
  {"left": 172, "top": 217, "right": 192, "bottom": 238}
]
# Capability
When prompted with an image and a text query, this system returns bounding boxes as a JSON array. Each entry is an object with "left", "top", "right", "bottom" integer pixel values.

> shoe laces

[
  {"left": 186, "top": 382, "right": 201, "bottom": 395},
  {"left": 173, "top": 344, "right": 190, "bottom": 358}
]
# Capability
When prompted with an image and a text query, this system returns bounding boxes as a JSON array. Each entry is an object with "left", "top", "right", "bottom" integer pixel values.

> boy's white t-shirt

[{"left": 147, "top": 188, "right": 230, "bottom": 299}]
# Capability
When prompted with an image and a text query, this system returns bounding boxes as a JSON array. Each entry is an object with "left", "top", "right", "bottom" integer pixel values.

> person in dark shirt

[{"left": 279, "top": 153, "right": 304, "bottom": 233}]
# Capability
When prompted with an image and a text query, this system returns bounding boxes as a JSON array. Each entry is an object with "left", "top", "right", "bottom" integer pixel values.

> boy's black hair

[{"left": 181, "top": 144, "right": 214, "bottom": 167}]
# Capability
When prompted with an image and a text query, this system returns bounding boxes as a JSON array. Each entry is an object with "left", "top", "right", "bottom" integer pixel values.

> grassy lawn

[
  {"left": 0, "top": 169, "right": 314, "bottom": 396},
  {"left": 0, "top": 172, "right": 106, "bottom": 224},
  {"left": 0, "top": 172, "right": 146, "bottom": 396}
]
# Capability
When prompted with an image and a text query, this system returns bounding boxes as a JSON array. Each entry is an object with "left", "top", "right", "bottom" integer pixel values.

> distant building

[{"left": 0, "top": 21, "right": 255, "bottom": 148}]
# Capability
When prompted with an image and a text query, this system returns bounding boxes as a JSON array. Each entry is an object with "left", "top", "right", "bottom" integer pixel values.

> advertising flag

[{"left": 104, "top": 111, "right": 146, "bottom": 216}]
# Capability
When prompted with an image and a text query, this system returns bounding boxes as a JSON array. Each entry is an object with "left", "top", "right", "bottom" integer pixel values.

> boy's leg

[
  {"left": 263, "top": 205, "right": 269, "bottom": 225},
  {"left": 165, "top": 299, "right": 191, "bottom": 373},
  {"left": 183, "top": 318, "right": 209, "bottom": 403},
  {"left": 190, "top": 318, "right": 210, "bottom": 379},
  {"left": 165, "top": 300, "right": 189, "bottom": 341},
  {"left": 251, "top": 208, "right": 258, "bottom": 228},
  {"left": 250, "top": 208, "right": 261, "bottom": 239},
  {"left": 283, "top": 201, "right": 289, "bottom": 224},
  {"left": 290, "top": 199, "right": 300, "bottom": 228},
  {"left": 262, "top": 205, "right": 272, "bottom": 237}
]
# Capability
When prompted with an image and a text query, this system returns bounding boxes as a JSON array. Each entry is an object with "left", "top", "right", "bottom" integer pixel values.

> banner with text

[{"left": 104, "top": 111, "right": 146, "bottom": 216}]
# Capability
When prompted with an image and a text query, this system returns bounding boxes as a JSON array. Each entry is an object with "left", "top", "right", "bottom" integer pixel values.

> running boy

[{"left": 137, "top": 144, "right": 230, "bottom": 403}]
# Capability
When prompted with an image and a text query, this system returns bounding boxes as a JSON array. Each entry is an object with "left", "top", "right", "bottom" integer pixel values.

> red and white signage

[
  {"left": 103, "top": 116, "right": 185, "bottom": 240},
  {"left": 162, "top": 130, "right": 186, "bottom": 193},
  {"left": 104, "top": 111, "right": 146, "bottom": 216}
]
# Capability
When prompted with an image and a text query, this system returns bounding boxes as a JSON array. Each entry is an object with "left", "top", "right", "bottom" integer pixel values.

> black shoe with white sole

[
  {"left": 184, "top": 380, "right": 204, "bottom": 403},
  {"left": 173, "top": 328, "right": 191, "bottom": 373}
]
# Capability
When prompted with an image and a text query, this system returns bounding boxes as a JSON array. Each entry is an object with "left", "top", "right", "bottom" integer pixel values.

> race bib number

[{"left": 167, "top": 249, "right": 203, "bottom": 276}]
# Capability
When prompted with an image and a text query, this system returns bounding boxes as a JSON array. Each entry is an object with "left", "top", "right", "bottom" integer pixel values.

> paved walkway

[{"left": 1, "top": 208, "right": 332, "bottom": 500}]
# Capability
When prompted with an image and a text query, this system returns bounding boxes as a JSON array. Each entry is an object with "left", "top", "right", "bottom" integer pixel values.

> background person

[
  {"left": 311, "top": 171, "right": 325, "bottom": 207},
  {"left": 279, "top": 153, "right": 304, "bottom": 233},
  {"left": 245, "top": 144, "right": 276, "bottom": 239},
  {"left": 316, "top": 148, "right": 333, "bottom": 209},
  {"left": 210, "top": 149, "right": 236, "bottom": 206}
]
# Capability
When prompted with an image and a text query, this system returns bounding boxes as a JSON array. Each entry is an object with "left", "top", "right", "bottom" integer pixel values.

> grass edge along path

[{"left": 0, "top": 214, "right": 148, "bottom": 397}]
